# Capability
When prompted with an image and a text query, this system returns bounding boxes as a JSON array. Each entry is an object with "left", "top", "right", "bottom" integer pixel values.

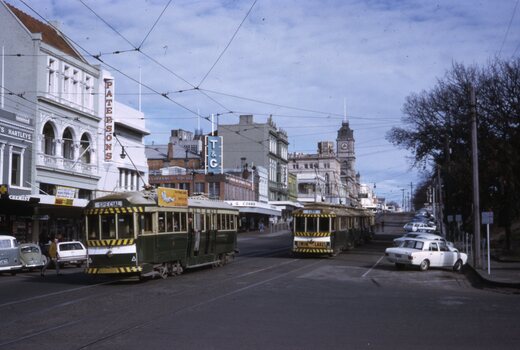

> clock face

[{"left": 340, "top": 142, "right": 348, "bottom": 150}]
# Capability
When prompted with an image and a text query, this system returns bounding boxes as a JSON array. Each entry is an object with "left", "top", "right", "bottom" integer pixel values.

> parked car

[
  {"left": 19, "top": 243, "right": 47, "bottom": 270},
  {"left": 403, "top": 221, "right": 437, "bottom": 233},
  {"left": 393, "top": 233, "right": 453, "bottom": 247},
  {"left": 57, "top": 241, "right": 87, "bottom": 267},
  {"left": 385, "top": 238, "right": 467, "bottom": 271},
  {"left": 0, "top": 235, "right": 23, "bottom": 275}
]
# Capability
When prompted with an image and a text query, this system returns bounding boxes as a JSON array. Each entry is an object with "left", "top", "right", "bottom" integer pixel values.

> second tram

[{"left": 292, "top": 203, "right": 375, "bottom": 256}]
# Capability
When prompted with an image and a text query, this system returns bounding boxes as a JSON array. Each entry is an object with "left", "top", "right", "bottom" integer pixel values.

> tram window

[
  {"left": 158, "top": 212, "right": 166, "bottom": 233},
  {"left": 87, "top": 215, "right": 100, "bottom": 239},
  {"left": 224, "top": 214, "right": 229, "bottom": 230},
  {"left": 117, "top": 213, "right": 134, "bottom": 239},
  {"left": 180, "top": 213, "right": 187, "bottom": 231},
  {"left": 166, "top": 212, "right": 173, "bottom": 232},
  {"left": 319, "top": 217, "right": 329, "bottom": 232},
  {"left": 331, "top": 218, "right": 336, "bottom": 231},
  {"left": 307, "top": 217, "right": 318, "bottom": 232},
  {"left": 101, "top": 215, "right": 116, "bottom": 239},
  {"left": 295, "top": 217, "right": 305, "bottom": 232},
  {"left": 139, "top": 213, "right": 153, "bottom": 234},
  {"left": 228, "top": 214, "right": 235, "bottom": 230}
]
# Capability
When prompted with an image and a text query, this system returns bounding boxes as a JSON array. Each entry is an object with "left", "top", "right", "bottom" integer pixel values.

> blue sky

[{"left": 6, "top": 0, "right": 520, "bottom": 204}]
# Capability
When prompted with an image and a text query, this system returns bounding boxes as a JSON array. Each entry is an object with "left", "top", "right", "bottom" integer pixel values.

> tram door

[{"left": 190, "top": 211, "right": 202, "bottom": 257}]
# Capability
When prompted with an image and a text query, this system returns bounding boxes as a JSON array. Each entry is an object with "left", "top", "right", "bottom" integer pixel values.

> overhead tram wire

[
  {"left": 19, "top": 0, "right": 200, "bottom": 118},
  {"left": 77, "top": 0, "right": 234, "bottom": 114},
  {"left": 196, "top": 0, "right": 258, "bottom": 88},
  {"left": 136, "top": 0, "right": 174, "bottom": 50},
  {"left": 77, "top": 0, "right": 390, "bottom": 124},
  {"left": 19, "top": 1, "right": 267, "bottom": 148},
  {"left": 498, "top": 0, "right": 519, "bottom": 57}
]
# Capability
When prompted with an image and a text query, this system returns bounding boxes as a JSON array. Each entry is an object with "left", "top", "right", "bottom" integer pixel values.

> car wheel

[
  {"left": 453, "top": 259, "right": 463, "bottom": 272},
  {"left": 419, "top": 259, "right": 430, "bottom": 271}
]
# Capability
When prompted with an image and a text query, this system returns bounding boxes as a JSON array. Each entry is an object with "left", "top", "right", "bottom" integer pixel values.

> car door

[
  {"left": 426, "top": 242, "right": 442, "bottom": 267},
  {"left": 438, "top": 241, "right": 455, "bottom": 267}
]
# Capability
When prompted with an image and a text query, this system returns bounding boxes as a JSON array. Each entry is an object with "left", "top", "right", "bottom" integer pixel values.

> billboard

[
  {"left": 157, "top": 187, "right": 188, "bottom": 207},
  {"left": 206, "top": 135, "right": 223, "bottom": 174}
]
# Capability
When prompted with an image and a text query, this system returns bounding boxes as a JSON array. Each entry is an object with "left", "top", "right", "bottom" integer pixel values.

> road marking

[{"left": 362, "top": 255, "right": 384, "bottom": 278}]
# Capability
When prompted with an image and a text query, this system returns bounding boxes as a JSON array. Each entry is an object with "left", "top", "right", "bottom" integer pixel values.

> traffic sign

[{"left": 482, "top": 211, "right": 493, "bottom": 225}]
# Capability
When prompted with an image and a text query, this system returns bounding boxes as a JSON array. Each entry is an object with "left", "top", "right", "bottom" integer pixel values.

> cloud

[{"left": 8, "top": 0, "right": 520, "bottom": 202}]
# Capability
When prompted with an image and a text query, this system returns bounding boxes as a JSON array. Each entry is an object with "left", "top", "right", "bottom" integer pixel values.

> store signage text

[{"left": 104, "top": 79, "right": 114, "bottom": 162}]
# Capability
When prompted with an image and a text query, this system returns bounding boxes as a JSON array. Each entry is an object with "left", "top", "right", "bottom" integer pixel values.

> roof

[
  {"left": 145, "top": 145, "right": 168, "bottom": 160},
  {"left": 6, "top": 3, "right": 83, "bottom": 60}
]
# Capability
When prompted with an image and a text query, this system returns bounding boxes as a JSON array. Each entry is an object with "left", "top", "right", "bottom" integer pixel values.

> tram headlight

[{"left": 106, "top": 250, "right": 113, "bottom": 258}]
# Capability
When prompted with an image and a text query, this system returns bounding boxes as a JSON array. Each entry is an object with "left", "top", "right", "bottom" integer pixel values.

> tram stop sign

[{"left": 482, "top": 211, "right": 494, "bottom": 225}]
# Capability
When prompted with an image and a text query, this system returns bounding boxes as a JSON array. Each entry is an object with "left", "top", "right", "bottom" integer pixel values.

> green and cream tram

[
  {"left": 84, "top": 188, "right": 238, "bottom": 279},
  {"left": 292, "top": 203, "right": 374, "bottom": 256}
]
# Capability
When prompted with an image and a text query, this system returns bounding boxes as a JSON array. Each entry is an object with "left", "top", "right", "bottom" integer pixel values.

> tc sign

[{"left": 206, "top": 135, "right": 223, "bottom": 174}]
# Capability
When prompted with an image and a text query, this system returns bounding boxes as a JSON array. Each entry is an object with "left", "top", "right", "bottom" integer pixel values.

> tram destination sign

[
  {"left": 303, "top": 210, "right": 321, "bottom": 214},
  {"left": 94, "top": 200, "right": 123, "bottom": 208}
]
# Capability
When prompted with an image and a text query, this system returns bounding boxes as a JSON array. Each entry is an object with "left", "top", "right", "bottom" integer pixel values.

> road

[{"left": 1, "top": 230, "right": 519, "bottom": 350}]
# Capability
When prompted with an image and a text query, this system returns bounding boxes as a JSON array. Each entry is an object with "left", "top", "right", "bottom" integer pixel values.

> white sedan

[
  {"left": 57, "top": 241, "right": 87, "bottom": 267},
  {"left": 385, "top": 238, "right": 467, "bottom": 272},
  {"left": 403, "top": 222, "right": 437, "bottom": 233}
]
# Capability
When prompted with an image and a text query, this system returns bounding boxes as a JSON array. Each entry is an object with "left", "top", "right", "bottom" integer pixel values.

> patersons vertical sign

[{"left": 104, "top": 79, "right": 114, "bottom": 161}]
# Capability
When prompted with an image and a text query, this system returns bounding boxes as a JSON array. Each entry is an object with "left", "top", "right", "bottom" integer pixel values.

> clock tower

[{"left": 336, "top": 120, "right": 358, "bottom": 202}]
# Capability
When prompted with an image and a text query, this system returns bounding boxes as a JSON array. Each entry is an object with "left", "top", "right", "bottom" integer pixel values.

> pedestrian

[{"left": 41, "top": 236, "right": 60, "bottom": 276}]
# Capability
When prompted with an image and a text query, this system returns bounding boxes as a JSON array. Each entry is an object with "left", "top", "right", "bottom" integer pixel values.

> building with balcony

[
  {"left": 289, "top": 141, "right": 346, "bottom": 204},
  {"left": 0, "top": 3, "right": 149, "bottom": 242}
]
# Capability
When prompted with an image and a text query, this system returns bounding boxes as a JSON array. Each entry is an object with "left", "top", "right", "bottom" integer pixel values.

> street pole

[{"left": 470, "top": 84, "right": 481, "bottom": 268}]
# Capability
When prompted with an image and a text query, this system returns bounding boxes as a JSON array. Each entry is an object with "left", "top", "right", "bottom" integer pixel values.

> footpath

[{"left": 468, "top": 253, "right": 520, "bottom": 290}]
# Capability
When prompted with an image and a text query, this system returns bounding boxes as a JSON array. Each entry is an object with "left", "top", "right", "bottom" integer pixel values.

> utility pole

[
  {"left": 410, "top": 182, "right": 414, "bottom": 212},
  {"left": 470, "top": 84, "right": 481, "bottom": 268},
  {"left": 401, "top": 188, "right": 405, "bottom": 212}
]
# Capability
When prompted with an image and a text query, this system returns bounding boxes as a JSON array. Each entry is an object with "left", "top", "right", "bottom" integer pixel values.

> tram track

[{"left": 0, "top": 245, "right": 313, "bottom": 349}]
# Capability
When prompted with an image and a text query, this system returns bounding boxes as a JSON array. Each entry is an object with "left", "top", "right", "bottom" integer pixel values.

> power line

[
  {"left": 498, "top": 0, "right": 519, "bottom": 56},
  {"left": 196, "top": 0, "right": 258, "bottom": 88},
  {"left": 137, "top": 0, "right": 173, "bottom": 50}
]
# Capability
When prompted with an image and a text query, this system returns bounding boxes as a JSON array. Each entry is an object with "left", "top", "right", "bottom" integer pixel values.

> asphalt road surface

[{"left": 1, "top": 231, "right": 519, "bottom": 350}]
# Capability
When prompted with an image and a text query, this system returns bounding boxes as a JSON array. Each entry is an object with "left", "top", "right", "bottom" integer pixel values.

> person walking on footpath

[{"left": 41, "top": 236, "right": 60, "bottom": 276}]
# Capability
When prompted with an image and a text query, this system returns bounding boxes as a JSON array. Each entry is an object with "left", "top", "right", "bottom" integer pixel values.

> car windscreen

[
  {"left": 0, "top": 239, "right": 12, "bottom": 249},
  {"left": 21, "top": 246, "right": 40, "bottom": 253},
  {"left": 59, "top": 243, "right": 84, "bottom": 251},
  {"left": 401, "top": 240, "right": 424, "bottom": 250}
]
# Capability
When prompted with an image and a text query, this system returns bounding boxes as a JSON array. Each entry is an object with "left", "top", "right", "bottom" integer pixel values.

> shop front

[{"left": 226, "top": 200, "right": 281, "bottom": 232}]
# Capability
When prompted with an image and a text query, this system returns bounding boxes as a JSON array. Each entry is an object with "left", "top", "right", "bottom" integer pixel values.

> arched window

[
  {"left": 42, "top": 122, "right": 56, "bottom": 155},
  {"left": 62, "top": 128, "right": 75, "bottom": 160},
  {"left": 80, "top": 133, "right": 91, "bottom": 163}
]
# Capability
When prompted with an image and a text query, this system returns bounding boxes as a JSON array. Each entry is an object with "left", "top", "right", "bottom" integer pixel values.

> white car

[
  {"left": 403, "top": 222, "right": 437, "bottom": 233},
  {"left": 385, "top": 238, "right": 467, "bottom": 272},
  {"left": 57, "top": 241, "right": 87, "bottom": 267},
  {"left": 393, "top": 233, "right": 453, "bottom": 247}
]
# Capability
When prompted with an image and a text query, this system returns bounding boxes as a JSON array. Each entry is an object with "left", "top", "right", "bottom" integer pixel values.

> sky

[{"left": 6, "top": 0, "right": 520, "bottom": 204}]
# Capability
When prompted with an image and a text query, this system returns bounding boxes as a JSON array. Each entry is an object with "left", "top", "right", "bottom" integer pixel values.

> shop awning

[{"left": 225, "top": 201, "right": 282, "bottom": 217}]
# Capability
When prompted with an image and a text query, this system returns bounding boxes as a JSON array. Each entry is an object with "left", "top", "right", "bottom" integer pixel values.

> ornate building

[{"left": 336, "top": 120, "right": 359, "bottom": 203}]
